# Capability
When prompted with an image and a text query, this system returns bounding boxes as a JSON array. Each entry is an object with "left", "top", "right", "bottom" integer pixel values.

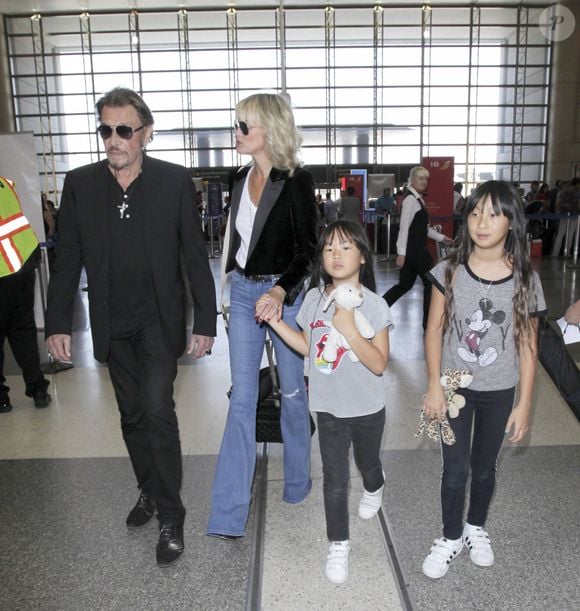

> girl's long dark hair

[
  {"left": 443, "top": 180, "right": 534, "bottom": 353},
  {"left": 308, "top": 220, "right": 376, "bottom": 292}
]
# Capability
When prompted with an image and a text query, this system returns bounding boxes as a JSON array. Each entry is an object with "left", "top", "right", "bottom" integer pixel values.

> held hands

[
  {"left": 187, "top": 334, "right": 215, "bottom": 360},
  {"left": 47, "top": 334, "right": 72, "bottom": 362},
  {"left": 255, "top": 286, "right": 285, "bottom": 323}
]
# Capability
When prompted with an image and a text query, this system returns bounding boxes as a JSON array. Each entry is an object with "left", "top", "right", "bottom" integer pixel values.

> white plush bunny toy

[{"left": 322, "top": 282, "right": 375, "bottom": 363}]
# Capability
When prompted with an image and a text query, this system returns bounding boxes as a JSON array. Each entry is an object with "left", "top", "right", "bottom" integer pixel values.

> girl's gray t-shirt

[
  {"left": 428, "top": 262, "right": 547, "bottom": 391},
  {"left": 296, "top": 286, "right": 394, "bottom": 418}
]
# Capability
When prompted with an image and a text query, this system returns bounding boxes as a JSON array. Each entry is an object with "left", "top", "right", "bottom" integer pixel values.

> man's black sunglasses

[{"left": 97, "top": 124, "right": 145, "bottom": 140}]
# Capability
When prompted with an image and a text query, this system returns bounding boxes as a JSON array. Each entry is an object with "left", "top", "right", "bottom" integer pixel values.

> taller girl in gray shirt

[{"left": 422, "top": 180, "right": 546, "bottom": 580}]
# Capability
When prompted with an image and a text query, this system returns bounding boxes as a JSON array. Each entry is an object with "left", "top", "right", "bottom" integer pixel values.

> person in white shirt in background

[{"left": 382, "top": 166, "right": 453, "bottom": 329}]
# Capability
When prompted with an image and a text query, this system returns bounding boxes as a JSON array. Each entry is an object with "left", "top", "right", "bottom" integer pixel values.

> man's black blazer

[
  {"left": 46, "top": 156, "right": 217, "bottom": 362},
  {"left": 225, "top": 165, "right": 317, "bottom": 304}
]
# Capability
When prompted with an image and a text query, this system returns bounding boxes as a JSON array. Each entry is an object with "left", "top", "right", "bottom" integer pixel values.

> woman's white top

[{"left": 235, "top": 166, "right": 259, "bottom": 269}]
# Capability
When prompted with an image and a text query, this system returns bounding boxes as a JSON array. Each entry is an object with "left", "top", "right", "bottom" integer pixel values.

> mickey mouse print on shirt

[{"left": 457, "top": 296, "right": 506, "bottom": 367}]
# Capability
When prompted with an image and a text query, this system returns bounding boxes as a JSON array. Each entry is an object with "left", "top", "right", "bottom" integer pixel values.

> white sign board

[
  {"left": 0, "top": 132, "right": 45, "bottom": 242},
  {"left": 368, "top": 174, "right": 396, "bottom": 199}
]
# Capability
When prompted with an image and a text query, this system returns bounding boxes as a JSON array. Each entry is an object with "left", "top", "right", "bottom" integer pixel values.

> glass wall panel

[
  {"left": 286, "top": 67, "right": 326, "bottom": 88},
  {"left": 285, "top": 9, "right": 325, "bottom": 29},
  {"left": 424, "top": 126, "right": 468, "bottom": 145},
  {"left": 286, "top": 48, "right": 326, "bottom": 68},
  {"left": 426, "top": 146, "right": 468, "bottom": 164},
  {"left": 383, "top": 47, "right": 422, "bottom": 66},
  {"left": 428, "top": 87, "right": 469, "bottom": 106},
  {"left": 335, "top": 107, "right": 374, "bottom": 125},
  {"left": 380, "top": 145, "right": 421, "bottom": 164},
  {"left": 429, "top": 67, "right": 470, "bottom": 86},
  {"left": 431, "top": 8, "right": 472, "bottom": 25},
  {"left": 5, "top": 3, "right": 551, "bottom": 195},
  {"left": 480, "top": 9, "right": 518, "bottom": 25},
  {"left": 382, "top": 67, "right": 421, "bottom": 86},
  {"left": 385, "top": 87, "right": 422, "bottom": 107},
  {"left": 334, "top": 67, "right": 374, "bottom": 87},
  {"left": 293, "top": 108, "right": 327, "bottom": 126},
  {"left": 429, "top": 46, "right": 470, "bottom": 66},
  {"left": 382, "top": 107, "right": 422, "bottom": 125},
  {"left": 92, "top": 53, "right": 134, "bottom": 74},
  {"left": 233, "top": 68, "right": 279, "bottom": 90},
  {"left": 429, "top": 107, "right": 469, "bottom": 125},
  {"left": 287, "top": 88, "right": 327, "bottom": 108}
]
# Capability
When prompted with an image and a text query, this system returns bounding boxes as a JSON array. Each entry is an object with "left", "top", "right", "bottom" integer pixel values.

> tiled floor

[{"left": 0, "top": 254, "right": 578, "bottom": 610}]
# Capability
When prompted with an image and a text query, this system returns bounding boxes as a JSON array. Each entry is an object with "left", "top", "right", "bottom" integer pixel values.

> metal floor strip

[
  {"left": 378, "top": 506, "right": 416, "bottom": 611},
  {"left": 245, "top": 443, "right": 269, "bottom": 611}
]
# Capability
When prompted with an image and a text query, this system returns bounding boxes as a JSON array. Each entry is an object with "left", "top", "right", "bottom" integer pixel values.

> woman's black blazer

[{"left": 225, "top": 165, "right": 318, "bottom": 304}]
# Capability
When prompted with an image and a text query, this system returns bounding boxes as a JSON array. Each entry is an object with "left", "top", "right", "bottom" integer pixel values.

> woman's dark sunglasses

[
  {"left": 97, "top": 124, "right": 145, "bottom": 140},
  {"left": 234, "top": 120, "right": 251, "bottom": 136}
]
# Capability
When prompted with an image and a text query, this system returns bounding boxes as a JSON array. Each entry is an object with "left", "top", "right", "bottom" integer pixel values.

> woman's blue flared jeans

[{"left": 207, "top": 271, "right": 312, "bottom": 537}]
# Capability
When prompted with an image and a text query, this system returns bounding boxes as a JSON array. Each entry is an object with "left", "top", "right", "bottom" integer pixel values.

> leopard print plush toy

[
  {"left": 415, "top": 368, "right": 474, "bottom": 446},
  {"left": 440, "top": 368, "right": 474, "bottom": 418},
  {"left": 415, "top": 408, "right": 456, "bottom": 445}
]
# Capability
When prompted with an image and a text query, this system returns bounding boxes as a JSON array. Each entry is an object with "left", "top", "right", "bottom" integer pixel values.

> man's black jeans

[{"left": 107, "top": 323, "right": 185, "bottom": 526}]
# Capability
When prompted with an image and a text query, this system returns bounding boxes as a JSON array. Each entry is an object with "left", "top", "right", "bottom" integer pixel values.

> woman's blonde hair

[
  {"left": 236, "top": 93, "right": 302, "bottom": 175},
  {"left": 409, "top": 166, "right": 429, "bottom": 182}
]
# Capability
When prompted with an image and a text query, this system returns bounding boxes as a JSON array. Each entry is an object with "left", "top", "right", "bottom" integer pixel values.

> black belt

[{"left": 234, "top": 263, "right": 281, "bottom": 283}]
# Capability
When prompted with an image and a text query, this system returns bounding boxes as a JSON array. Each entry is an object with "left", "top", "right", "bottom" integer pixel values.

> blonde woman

[{"left": 207, "top": 93, "right": 318, "bottom": 538}]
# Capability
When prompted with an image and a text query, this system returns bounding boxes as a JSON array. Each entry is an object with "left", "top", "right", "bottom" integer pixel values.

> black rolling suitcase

[
  {"left": 255, "top": 337, "right": 316, "bottom": 443},
  {"left": 223, "top": 306, "right": 315, "bottom": 443},
  {"left": 255, "top": 339, "right": 284, "bottom": 443}
]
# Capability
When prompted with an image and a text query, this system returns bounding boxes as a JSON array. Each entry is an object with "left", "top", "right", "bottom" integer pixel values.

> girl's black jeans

[
  {"left": 441, "top": 387, "right": 515, "bottom": 540},
  {"left": 317, "top": 408, "right": 385, "bottom": 542}
]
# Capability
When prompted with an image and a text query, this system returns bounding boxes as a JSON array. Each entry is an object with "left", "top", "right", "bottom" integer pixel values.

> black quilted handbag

[
  {"left": 256, "top": 366, "right": 283, "bottom": 443},
  {"left": 255, "top": 366, "right": 316, "bottom": 443}
]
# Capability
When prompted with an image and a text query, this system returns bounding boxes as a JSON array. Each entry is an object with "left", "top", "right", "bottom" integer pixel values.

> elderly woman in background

[
  {"left": 383, "top": 165, "right": 453, "bottom": 329},
  {"left": 207, "top": 93, "right": 317, "bottom": 539}
]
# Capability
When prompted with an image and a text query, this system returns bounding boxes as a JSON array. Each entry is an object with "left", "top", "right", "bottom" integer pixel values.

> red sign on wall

[{"left": 339, "top": 174, "right": 364, "bottom": 221}]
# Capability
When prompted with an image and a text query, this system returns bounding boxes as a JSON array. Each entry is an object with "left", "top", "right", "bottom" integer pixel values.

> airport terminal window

[{"left": 4, "top": 3, "right": 550, "bottom": 196}]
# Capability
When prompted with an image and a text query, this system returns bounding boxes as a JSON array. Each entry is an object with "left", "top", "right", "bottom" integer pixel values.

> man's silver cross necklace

[{"left": 117, "top": 186, "right": 135, "bottom": 219}]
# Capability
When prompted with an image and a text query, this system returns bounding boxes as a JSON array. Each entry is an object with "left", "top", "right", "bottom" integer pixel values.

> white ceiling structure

[{"left": 0, "top": 0, "right": 552, "bottom": 17}]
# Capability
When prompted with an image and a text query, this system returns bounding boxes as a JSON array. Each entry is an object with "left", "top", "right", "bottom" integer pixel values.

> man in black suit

[{"left": 46, "top": 87, "right": 217, "bottom": 567}]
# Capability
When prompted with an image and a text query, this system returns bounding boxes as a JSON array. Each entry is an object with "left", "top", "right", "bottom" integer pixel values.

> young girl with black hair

[
  {"left": 422, "top": 180, "right": 547, "bottom": 579},
  {"left": 261, "top": 220, "right": 393, "bottom": 584}
]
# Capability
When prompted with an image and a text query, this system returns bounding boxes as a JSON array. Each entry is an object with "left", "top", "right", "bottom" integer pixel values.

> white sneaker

[
  {"left": 358, "top": 483, "right": 384, "bottom": 520},
  {"left": 462, "top": 523, "right": 494, "bottom": 567},
  {"left": 325, "top": 540, "right": 350, "bottom": 584},
  {"left": 422, "top": 537, "right": 463, "bottom": 579}
]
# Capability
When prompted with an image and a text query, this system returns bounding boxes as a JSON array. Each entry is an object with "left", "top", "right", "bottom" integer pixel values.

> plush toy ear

[
  {"left": 322, "top": 288, "right": 338, "bottom": 312},
  {"left": 459, "top": 373, "right": 474, "bottom": 388},
  {"left": 450, "top": 394, "right": 466, "bottom": 410}
]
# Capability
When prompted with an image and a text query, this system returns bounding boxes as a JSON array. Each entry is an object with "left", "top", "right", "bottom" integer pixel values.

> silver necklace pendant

[
  {"left": 117, "top": 193, "right": 131, "bottom": 219},
  {"left": 478, "top": 276, "right": 493, "bottom": 302}
]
